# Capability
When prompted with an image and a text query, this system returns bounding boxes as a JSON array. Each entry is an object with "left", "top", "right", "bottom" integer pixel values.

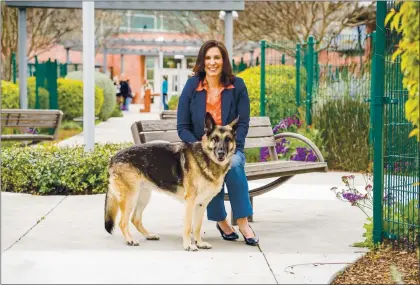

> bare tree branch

[
  {"left": 166, "top": 1, "right": 376, "bottom": 58},
  {"left": 1, "top": 5, "right": 123, "bottom": 80}
]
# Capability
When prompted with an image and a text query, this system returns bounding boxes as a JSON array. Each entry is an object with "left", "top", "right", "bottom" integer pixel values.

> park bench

[
  {"left": 160, "top": 110, "right": 177, "bottom": 120},
  {"left": 131, "top": 116, "right": 328, "bottom": 224},
  {"left": 1, "top": 109, "right": 63, "bottom": 143}
]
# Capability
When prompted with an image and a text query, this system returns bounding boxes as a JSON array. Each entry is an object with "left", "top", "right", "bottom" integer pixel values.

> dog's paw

[
  {"left": 126, "top": 240, "right": 140, "bottom": 246},
  {"left": 184, "top": 243, "right": 198, "bottom": 251},
  {"left": 146, "top": 234, "right": 160, "bottom": 240},
  {"left": 196, "top": 241, "right": 212, "bottom": 249}
]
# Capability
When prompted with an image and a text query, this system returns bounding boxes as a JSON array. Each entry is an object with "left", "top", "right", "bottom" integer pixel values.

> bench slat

[
  {"left": 244, "top": 137, "right": 276, "bottom": 148},
  {"left": 1, "top": 109, "right": 62, "bottom": 115},
  {"left": 138, "top": 120, "right": 177, "bottom": 132},
  {"left": 140, "top": 130, "right": 277, "bottom": 148},
  {"left": 139, "top": 126, "right": 273, "bottom": 142},
  {"left": 245, "top": 161, "right": 328, "bottom": 180},
  {"left": 1, "top": 114, "right": 60, "bottom": 119},
  {"left": 141, "top": 131, "right": 181, "bottom": 143},
  {"left": 0, "top": 134, "right": 55, "bottom": 141},
  {"left": 2, "top": 122, "right": 59, "bottom": 128},
  {"left": 137, "top": 116, "right": 272, "bottom": 132},
  {"left": 247, "top": 126, "right": 273, "bottom": 138}
]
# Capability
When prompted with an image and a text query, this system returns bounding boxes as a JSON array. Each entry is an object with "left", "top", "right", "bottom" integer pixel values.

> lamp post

[{"left": 219, "top": 10, "right": 238, "bottom": 61}]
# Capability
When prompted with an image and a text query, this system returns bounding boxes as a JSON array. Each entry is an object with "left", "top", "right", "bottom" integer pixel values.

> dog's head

[{"left": 202, "top": 112, "right": 239, "bottom": 165}]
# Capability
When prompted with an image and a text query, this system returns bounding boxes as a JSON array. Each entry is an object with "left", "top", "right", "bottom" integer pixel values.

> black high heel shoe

[
  {"left": 216, "top": 223, "right": 239, "bottom": 241},
  {"left": 239, "top": 226, "right": 259, "bottom": 246}
]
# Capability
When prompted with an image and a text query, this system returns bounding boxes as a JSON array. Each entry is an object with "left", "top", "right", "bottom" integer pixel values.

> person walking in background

[
  {"left": 124, "top": 79, "right": 133, "bottom": 111},
  {"left": 114, "top": 76, "right": 122, "bottom": 109},
  {"left": 162, "top": 75, "right": 169, "bottom": 110},
  {"left": 119, "top": 76, "right": 131, "bottom": 111}
]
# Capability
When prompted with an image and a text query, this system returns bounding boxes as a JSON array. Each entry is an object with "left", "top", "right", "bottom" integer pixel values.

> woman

[{"left": 176, "top": 40, "right": 259, "bottom": 246}]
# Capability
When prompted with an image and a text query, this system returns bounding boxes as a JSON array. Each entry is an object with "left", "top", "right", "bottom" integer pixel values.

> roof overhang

[{"left": 5, "top": 0, "right": 245, "bottom": 11}]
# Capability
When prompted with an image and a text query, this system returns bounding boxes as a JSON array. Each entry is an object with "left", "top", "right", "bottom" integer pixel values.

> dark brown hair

[{"left": 192, "top": 40, "right": 234, "bottom": 86}]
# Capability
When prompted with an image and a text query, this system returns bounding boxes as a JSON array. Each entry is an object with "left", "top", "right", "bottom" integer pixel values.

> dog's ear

[
  {"left": 228, "top": 116, "right": 240, "bottom": 131},
  {"left": 204, "top": 112, "right": 216, "bottom": 135}
]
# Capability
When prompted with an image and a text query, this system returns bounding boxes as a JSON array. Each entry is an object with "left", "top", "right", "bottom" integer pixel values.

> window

[
  {"left": 186, "top": 57, "right": 197, "bottom": 69},
  {"left": 131, "top": 14, "right": 155, "bottom": 30},
  {"left": 145, "top": 57, "right": 155, "bottom": 86},
  {"left": 163, "top": 57, "right": 181, "bottom": 69}
]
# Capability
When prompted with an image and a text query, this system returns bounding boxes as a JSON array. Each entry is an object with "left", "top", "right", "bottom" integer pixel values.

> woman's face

[{"left": 204, "top": 47, "right": 223, "bottom": 78}]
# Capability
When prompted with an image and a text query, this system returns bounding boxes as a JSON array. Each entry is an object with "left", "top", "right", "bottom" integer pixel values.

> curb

[{"left": 327, "top": 254, "right": 366, "bottom": 284}]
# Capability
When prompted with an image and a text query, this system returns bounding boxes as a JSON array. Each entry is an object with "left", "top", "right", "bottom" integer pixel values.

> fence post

[
  {"left": 372, "top": 1, "right": 386, "bottom": 245},
  {"left": 306, "top": 36, "right": 314, "bottom": 125},
  {"left": 11, "top": 52, "right": 17, "bottom": 83},
  {"left": 368, "top": 32, "right": 376, "bottom": 152},
  {"left": 49, "top": 60, "right": 58, "bottom": 110},
  {"left": 35, "top": 56, "right": 40, "bottom": 109},
  {"left": 260, "top": 40, "right": 266, "bottom": 116},
  {"left": 281, "top": 54, "right": 285, "bottom": 65},
  {"left": 314, "top": 51, "right": 319, "bottom": 86},
  {"left": 296, "top": 43, "right": 301, "bottom": 107}
]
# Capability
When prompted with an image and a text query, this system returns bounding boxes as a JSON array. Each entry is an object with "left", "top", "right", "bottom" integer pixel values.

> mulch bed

[{"left": 331, "top": 246, "right": 419, "bottom": 284}]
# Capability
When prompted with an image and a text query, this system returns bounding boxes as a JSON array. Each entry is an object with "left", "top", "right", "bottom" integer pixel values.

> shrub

[
  {"left": 1, "top": 80, "right": 19, "bottom": 109},
  {"left": 168, "top": 95, "right": 179, "bottom": 110},
  {"left": 25, "top": 77, "right": 50, "bottom": 109},
  {"left": 60, "top": 121, "right": 82, "bottom": 131},
  {"left": 1, "top": 78, "right": 50, "bottom": 109},
  {"left": 237, "top": 65, "right": 306, "bottom": 126},
  {"left": 1, "top": 143, "right": 131, "bottom": 195},
  {"left": 57, "top": 78, "right": 104, "bottom": 120},
  {"left": 313, "top": 96, "right": 370, "bottom": 171},
  {"left": 110, "top": 104, "right": 123, "bottom": 117},
  {"left": 66, "top": 71, "right": 116, "bottom": 121}
]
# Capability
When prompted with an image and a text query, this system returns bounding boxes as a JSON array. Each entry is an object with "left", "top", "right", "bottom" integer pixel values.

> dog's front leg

[
  {"left": 183, "top": 197, "right": 198, "bottom": 251},
  {"left": 193, "top": 201, "right": 212, "bottom": 249}
]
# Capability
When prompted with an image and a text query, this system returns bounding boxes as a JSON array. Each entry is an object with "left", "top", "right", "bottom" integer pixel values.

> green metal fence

[
  {"left": 372, "top": 1, "right": 420, "bottom": 252},
  {"left": 311, "top": 33, "right": 372, "bottom": 128},
  {"left": 33, "top": 56, "right": 59, "bottom": 110},
  {"left": 259, "top": 40, "right": 307, "bottom": 126}
]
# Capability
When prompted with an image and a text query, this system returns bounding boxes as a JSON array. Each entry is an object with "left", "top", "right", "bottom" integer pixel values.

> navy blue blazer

[{"left": 176, "top": 75, "right": 250, "bottom": 153}]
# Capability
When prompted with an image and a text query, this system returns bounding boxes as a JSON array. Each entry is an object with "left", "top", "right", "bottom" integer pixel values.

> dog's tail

[{"left": 104, "top": 185, "right": 118, "bottom": 234}]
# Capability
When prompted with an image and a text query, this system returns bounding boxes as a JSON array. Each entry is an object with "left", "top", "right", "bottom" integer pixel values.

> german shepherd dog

[{"left": 104, "top": 113, "right": 239, "bottom": 251}]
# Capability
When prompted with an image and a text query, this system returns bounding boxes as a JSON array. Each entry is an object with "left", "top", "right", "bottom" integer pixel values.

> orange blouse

[{"left": 196, "top": 80, "right": 234, "bottom": 125}]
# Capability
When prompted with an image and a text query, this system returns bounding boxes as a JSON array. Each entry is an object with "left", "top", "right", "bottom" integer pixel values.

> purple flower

[
  {"left": 260, "top": 147, "right": 270, "bottom": 162},
  {"left": 306, "top": 150, "right": 317, "bottom": 162},
  {"left": 342, "top": 192, "right": 365, "bottom": 203},
  {"left": 275, "top": 138, "right": 290, "bottom": 155}
]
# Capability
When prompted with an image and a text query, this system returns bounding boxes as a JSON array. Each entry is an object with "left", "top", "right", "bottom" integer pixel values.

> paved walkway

[{"left": 1, "top": 104, "right": 369, "bottom": 284}]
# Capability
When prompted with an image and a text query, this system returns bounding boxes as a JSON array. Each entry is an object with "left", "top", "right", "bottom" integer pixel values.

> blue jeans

[
  {"left": 207, "top": 151, "right": 253, "bottom": 221},
  {"left": 162, "top": 93, "right": 169, "bottom": 110}
]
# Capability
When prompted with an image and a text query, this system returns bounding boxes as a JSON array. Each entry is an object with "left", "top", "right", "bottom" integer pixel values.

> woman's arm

[
  {"left": 234, "top": 78, "right": 250, "bottom": 153},
  {"left": 177, "top": 78, "right": 199, "bottom": 143}
]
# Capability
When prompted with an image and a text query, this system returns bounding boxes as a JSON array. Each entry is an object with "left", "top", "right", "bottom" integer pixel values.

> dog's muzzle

[{"left": 217, "top": 151, "right": 226, "bottom": 162}]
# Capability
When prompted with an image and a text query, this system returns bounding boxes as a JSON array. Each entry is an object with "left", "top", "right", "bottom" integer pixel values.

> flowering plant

[
  {"left": 330, "top": 173, "right": 374, "bottom": 218},
  {"left": 260, "top": 109, "right": 325, "bottom": 162}
]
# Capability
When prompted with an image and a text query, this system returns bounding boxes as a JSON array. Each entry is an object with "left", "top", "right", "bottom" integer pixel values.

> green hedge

[
  {"left": 168, "top": 95, "right": 179, "bottom": 110},
  {"left": 66, "top": 71, "right": 116, "bottom": 121},
  {"left": 1, "top": 80, "right": 20, "bottom": 109},
  {"left": 57, "top": 78, "right": 104, "bottom": 120},
  {"left": 2, "top": 78, "right": 49, "bottom": 109},
  {"left": 1, "top": 143, "right": 131, "bottom": 195},
  {"left": 237, "top": 65, "right": 306, "bottom": 126}
]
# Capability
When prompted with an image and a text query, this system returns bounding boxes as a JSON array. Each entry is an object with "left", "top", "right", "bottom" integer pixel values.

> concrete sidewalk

[{"left": 1, "top": 105, "right": 369, "bottom": 284}]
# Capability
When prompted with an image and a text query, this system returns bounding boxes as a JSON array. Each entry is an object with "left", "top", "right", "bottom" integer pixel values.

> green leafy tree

[{"left": 386, "top": 2, "right": 420, "bottom": 141}]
